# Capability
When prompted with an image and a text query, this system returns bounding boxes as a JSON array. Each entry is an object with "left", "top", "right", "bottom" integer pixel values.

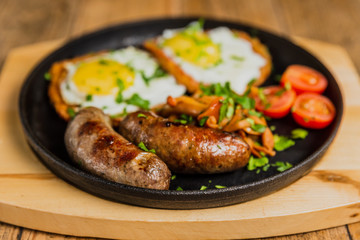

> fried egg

[
  {"left": 60, "top": 47, "right": 186, "bottom": 116},
  {"left": 158, "top": 21, "right": 267, "bottom": 94}
]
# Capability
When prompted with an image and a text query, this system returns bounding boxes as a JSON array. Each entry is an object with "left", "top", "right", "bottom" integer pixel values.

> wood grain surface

[{"left": 1, "top": 0, "right": 360, "bottom": 239}]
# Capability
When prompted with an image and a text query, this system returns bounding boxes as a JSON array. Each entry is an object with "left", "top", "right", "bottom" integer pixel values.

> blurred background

[{"left": 0, "top": 0, "right": 359, "bottom": 74}]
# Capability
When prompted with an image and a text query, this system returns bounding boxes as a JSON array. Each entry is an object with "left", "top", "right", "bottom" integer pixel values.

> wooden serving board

[{"left": 0, "top": 37, "right": 360, "bottom": 240}]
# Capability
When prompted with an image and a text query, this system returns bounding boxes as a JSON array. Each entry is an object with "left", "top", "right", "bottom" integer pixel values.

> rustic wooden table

[{"left": 1, "top": 0, "right": 360, "bottom": 239}]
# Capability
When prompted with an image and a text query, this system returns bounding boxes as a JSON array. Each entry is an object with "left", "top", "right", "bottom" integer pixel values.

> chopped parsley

[
  {"left": 245, "top": 118, "right": 266, "bottom": 133},
  {"left": 176, "top": 186, "right": 183, "bottom": 191},
  {"left": 199, "top": 116, "right": 209, "bottom": 127},
  {"left": 291, "top": 128, "right": 309, "bottom": 139},
  {"left": 98, "top": 59, "right": 109, "bottom": 65},
  {"left": 173, "top": 119, "right": 188, "bottom": 124},
  {"left": 141, "top": 67, "right": 168, "bottom": 86},
  {"left": 231, "top": 55, "right": 245, "bottom": 61},
  {"left": 67, "top": 107, "right": 76, "bottom": 118},
  {"left": 218, "top": 98, "right": 235, "bottom": 123},
  {"left": 138, "top": 142, "right": 156, "bottom": 154},
  {"left": 174, "top": 114, "right": 193, "bottom": 124},
  {"left": 200, "top": 82, "right": 255, "bottom": 111},
  {"left": 274, "top": 134, "right": 295, "bottom": 151},
  {"left": 85, "top": 94, "right": 93, "bottom": 101},
  {"left": 247, "top": 155, "right": 269, "bottom": 171},
  {"left": 126, "top": 93, "right": 150, "bottom": 110},
  {"left": 184, "top": 18, "right": 205, "bottom": 35},
  {"left": 271, "top": 161, "right": 293, "bottom": 172},
  {"left": 110, "top": 108, "right": 128, "bottom": 119},
  {"left": 137, "top": 113, "right": 148, "bottom": 119},
  {"left": 44, "top": 72, "right": 51, "bottom": 81}
]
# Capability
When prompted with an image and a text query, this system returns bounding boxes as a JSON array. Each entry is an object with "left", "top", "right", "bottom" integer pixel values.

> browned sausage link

[
  {"left": 119, "top": 111, "right": 251, "bottom": 174},
  {"left": 64, "top": 107, "right": 171, "bottom": 190}
]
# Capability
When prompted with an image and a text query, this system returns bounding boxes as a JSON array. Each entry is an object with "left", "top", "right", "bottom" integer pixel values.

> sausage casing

[
  {"left": 64, "top": 107, "right": 171, "bottom": 190},
  {"left": 119, "top": 111, "right": 251, "bottom": 174}
]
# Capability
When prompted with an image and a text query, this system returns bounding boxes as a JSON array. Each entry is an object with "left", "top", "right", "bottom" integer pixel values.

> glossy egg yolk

[
  {"left": 163, "top": 32, "right": 221, "bottom": 68},
  {"left": 72, "top": 59, "right": 134, "bottom": 95}
]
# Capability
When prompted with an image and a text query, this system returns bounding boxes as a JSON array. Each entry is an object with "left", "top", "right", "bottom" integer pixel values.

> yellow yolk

[
  {"left": 72, "top": 59, "right": 135, "bottom": 95},
  {"left": 163, "top": 32, "right": 221, "bottom": 68}
]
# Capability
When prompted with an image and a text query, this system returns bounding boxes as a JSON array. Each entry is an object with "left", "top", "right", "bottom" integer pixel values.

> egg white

[
  {"left": 159, "top": 26, "right": 267, "bottom": 94},
  {"left": 60, "top": 47, "right": 186, "bottom": 116}
]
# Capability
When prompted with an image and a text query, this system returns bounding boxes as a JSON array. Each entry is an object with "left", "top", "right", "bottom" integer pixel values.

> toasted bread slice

[{"left": 144, "top": 29, "right": 272, "bottom": 94}]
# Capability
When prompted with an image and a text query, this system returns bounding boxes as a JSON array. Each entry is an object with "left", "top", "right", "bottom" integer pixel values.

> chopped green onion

[
  {"left": 215, "top": 185, "right": 226, "bottom": 189},
  {"left": 171, "top": 175, "right": 176, "bottom": 180},
  {"left": 200, "top": 186, "right": 208, "bottom": 190},
  {"left": 176, "top": 186, "right": 183, "bottom": 191}
]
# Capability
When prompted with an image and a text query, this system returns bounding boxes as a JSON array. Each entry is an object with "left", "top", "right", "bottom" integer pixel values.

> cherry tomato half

[
  {"left": 291, "top": 93, "right": 336, "bottom": 129},
  {"left": 280, "top": 65, "right": 328, "bottom": 94},
  {"left": 253, "top": 85, "right": 296, "bottom": 118}
]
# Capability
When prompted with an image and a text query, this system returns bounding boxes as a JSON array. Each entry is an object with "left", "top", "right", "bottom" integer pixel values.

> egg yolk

[
  {"left": 72, "top": 59, "right": 134, "bottom": 95},
  {"left": 163, "top": 31, "right": 221, "bottom": 68}
]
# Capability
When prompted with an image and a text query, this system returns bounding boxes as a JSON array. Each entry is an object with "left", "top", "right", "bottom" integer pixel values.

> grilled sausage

[
  {"left": 64, "top": 107, "right": 171, "bottom": 190},
  {"left": 118, "top": 111, "right": 251, "bottom": 174}
]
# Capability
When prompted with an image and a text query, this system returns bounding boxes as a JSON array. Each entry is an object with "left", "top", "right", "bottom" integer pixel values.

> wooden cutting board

[{"left": 0, "top": 37, "right": 360, "bottom": 240}]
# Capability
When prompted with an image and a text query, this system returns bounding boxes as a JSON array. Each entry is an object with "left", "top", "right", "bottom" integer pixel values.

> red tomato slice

[
  {"left": 253, "top": 86, "right": 296, "bottom": 118},
  {"left": 280, "top": 65, "right": 328, "bottom": 94},
  {"left": 291, "top": 93, "right": 336, "bottom": 129}
]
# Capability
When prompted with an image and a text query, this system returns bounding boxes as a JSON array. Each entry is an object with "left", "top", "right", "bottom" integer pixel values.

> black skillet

[{"left": 19, "top": 17, "right": 343, "bottom": 209}]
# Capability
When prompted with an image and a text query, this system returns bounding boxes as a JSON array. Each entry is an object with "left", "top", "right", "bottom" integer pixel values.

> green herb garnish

[
  {"left": 44, "top": 72, "right": 51, "bottom": 81},
  {"left": 199, "top": 116, "right": 209, "bottom": 127},
  {"left": 85, "top": 94, "right": 93, "bottom": 101},
  {"left": 138, "top": 142, "right": 156, "bottom": 154},
  {"left": 271, "top": 161, "right": 293, "bottom": 172},
  {"left": 215, "top": 185, "right": 227, "bottom": 189},
  {"left": 67, "top": 107, "right": 76, "bottom": 118},
  {"left": 176, "top": 186, "right": 183, "bottom": 191},
  {"left": 274, "top": 134, "right": 295, "bottom": 151},
  {"left": 231, "top": 55, "right": 245, "bottom": 61},
  {"left": 126, "top": 93, "right": 150, "bottom": 110},
  {"left": 200, "top": 186, "right": 208, "bottom": 190},
  {"left": 137, "top": 113, "right": 148, "bottom": 119},
  {"left": 247, "top": 155, "right": 269, "bottom": 171},
  {"left": 291, "top": 128, "right": 309, "bottom": 139},
  {"left": 141, "top": 67, "right": 168, "bottom": 86}
]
